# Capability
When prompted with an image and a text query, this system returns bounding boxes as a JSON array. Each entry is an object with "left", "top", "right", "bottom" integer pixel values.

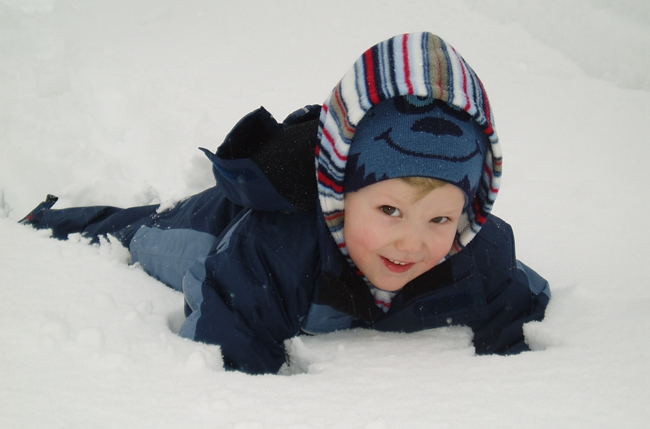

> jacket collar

[{"left": 201, "top": 106, "right": 320, "bottom": 213}]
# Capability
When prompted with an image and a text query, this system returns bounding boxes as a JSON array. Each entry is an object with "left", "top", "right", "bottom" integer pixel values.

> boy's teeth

[{"left": 388, "top": 258, "right": 407, "bottom": 265}]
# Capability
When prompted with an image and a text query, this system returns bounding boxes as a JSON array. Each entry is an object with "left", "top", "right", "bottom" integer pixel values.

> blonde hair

[{"left": 399, "top": 176, "right": 448, "bottom": 201}]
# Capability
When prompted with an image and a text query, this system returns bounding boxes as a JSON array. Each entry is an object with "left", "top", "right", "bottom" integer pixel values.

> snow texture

[{"left": 1, "top": 0, "right": 649, "bottom": 428}]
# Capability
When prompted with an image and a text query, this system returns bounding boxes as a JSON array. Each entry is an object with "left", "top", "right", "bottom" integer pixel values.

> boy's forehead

[
  {"left": 345, "top": 177, "right": 448, "bottom": 198},
  {"left": 344, "top": 178, "right": 465, "bottom": 213}
]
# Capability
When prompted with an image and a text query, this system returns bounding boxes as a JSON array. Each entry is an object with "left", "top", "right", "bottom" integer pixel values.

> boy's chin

[
  {"left": 371, "top": 280, "right": 407, "bottom": 293},
  {"left": 364, "top": 268, "right": 416, "bottom": 292}
]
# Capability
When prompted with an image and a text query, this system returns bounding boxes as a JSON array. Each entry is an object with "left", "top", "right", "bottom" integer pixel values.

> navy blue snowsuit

[{"left": 26, "top": 104, "right": 550, "bottom": 375}]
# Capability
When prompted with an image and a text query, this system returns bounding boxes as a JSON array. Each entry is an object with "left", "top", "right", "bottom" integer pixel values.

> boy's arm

[
  {"left": 180, "top": 261, "right": 290, "bottom": 374},
  {"left": 474, "top": 261, "right": 550, "bottom": 355},
  {"left": 467, "top": 217, "right": 551, "bottom": 355},
  {"left": 178, "top": 209, "right": 319, "bottom": 374},
  {"left": 20, "top": 196, "right": 159, "bottom": 245}
]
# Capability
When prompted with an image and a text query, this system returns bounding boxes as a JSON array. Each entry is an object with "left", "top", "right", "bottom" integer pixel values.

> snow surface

[{"left": 1, "top": 0, "right": 649, "bottom": 427}]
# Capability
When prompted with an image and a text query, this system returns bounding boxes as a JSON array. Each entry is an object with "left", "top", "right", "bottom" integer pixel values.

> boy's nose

[{"left": 395, "top": 226, "right": 424, "bottom": 253}]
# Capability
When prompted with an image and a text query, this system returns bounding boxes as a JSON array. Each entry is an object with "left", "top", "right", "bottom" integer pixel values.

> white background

[{"left": 1, "top": 1, "right": 649, "bottom": 427}]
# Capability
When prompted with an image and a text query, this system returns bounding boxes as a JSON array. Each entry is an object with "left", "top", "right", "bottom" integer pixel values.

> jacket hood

[
  {"left": 316, "top": 32, "right": 502, "bottom": 260},
  {"left": 203, "top": 105, "right": 320, "bottom": 213}
]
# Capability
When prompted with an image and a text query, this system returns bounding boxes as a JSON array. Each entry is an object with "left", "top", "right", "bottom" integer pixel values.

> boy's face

[{"left": 344, "top": 178, "right": 464, "bottom": 292}]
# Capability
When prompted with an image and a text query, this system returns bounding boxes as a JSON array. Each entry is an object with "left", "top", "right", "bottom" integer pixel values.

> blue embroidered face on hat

[{"left": 344, "top": 96, "right": 488, "bottom": 209}]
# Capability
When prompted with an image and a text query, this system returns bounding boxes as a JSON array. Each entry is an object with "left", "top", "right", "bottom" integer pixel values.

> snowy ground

[{"left": 1, "top": 1, "right": 649, "bottom": 428}]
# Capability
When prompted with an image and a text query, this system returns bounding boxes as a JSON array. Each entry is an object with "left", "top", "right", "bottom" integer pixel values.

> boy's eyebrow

[
  {"left": 372, "top": 192, "right": 410, "bottom": 204},
  {"left": 379, "top": 190, "right": 464, "bottom": 213},
  {"left": 370, "top": 194, "right": 417, "bottom": 208}
]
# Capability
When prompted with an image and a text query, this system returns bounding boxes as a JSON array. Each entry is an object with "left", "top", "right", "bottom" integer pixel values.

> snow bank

[{"left": 466, "top": 0, "right": 650, "bottom": 91}]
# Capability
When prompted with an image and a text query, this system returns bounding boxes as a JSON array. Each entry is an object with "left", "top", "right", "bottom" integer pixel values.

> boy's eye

[
  {"left": 381, "top": 206, "right": 401, "bottom": 217},
  {"left": 431, "top": 216, "right": 450, "bottom": 224}
]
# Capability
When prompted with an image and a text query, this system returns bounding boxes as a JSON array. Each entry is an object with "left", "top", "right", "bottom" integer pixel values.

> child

[{"left": 21, "top": 32, "right": 550, "bottom": 374}]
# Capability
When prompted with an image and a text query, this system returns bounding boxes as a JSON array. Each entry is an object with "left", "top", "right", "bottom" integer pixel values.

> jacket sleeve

[
  {"left": 467, "top": 217, "right": 551, "bottom": 355},
  {"left": 178, "top": 208, "right": 319, "bottom": 374},
  {"left": 24, "top": 202, "right": 159, "bottom": 245}
]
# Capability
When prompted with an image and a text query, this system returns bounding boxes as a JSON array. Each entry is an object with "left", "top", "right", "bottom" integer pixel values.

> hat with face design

[{"left": 344, "top": 95, "right": 488, "bottom": 208}]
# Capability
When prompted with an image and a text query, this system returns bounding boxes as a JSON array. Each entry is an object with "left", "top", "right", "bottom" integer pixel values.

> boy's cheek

[{"left": 346, "top": 227, "right": 377, "bottom": 259}]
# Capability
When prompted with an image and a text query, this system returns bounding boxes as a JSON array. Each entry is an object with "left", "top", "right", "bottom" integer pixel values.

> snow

[{"left": 1, "top": 0, "right": 649, "bottom": 427}]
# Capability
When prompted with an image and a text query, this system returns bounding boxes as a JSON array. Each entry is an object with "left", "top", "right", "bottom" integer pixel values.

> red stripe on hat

[
  {"left": 364, "top": 50, "right": 381, "bottom": 105},
  {"left": 374, "top": 298, "right": 392, "bottom": 309},
  {"left": 322, "top": 128, "right": 348, "bottom": 162},
  {"left": 483, "top": 164, "right": 497, "bottom": 194},
  {"left": 473, "top": 199, "right": 487, "bottom": 224},
  {"left": 484, "top": 162, "right": 493, "bottom": 177},
  {"left": 325, "top": 211, "right": 345, "bottom": 222},
  {"left": 318, "top": 170, "right": 344, "bottom": 193},
  {"left": 402, "top": 34, "right": 414, "bottom": 94}
]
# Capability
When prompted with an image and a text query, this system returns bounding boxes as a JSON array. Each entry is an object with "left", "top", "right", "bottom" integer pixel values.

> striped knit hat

[{"left": 316, "top": 32, "right": 502, "bottom": 299}]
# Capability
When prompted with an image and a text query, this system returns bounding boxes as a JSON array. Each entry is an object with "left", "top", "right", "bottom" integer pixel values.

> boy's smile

[{"left": 343, "top": 178, "right": 465, "bottom": 292}]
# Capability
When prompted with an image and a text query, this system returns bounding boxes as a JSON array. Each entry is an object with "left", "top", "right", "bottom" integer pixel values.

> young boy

[{"left": 21, "top": 32, "right": 550, "bottom": 374}]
